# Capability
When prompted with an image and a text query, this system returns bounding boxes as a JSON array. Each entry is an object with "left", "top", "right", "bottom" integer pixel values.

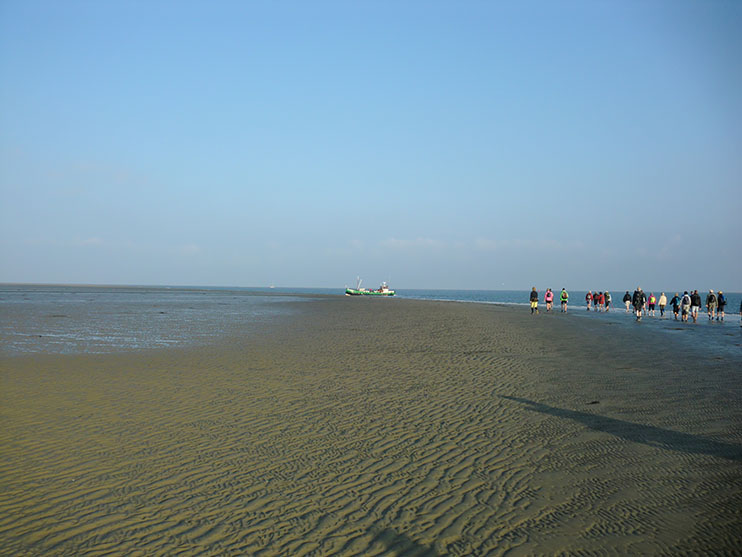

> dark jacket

[{"left": 632, "top": 290, "right": 645, "bottom": 307}]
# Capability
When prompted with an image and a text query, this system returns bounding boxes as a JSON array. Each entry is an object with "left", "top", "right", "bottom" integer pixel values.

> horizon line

[{"left": 1, "top": 282, "right": 740, "bottom": 294}]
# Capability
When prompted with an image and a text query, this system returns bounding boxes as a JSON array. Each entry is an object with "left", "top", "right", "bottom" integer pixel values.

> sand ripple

[{"left": 1, "top": 299, "right": 740, "bottom": 555}]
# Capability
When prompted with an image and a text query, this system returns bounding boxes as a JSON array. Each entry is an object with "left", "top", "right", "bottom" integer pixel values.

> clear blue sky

[{"left": 1, "top": 1, "right": 740, "bottom": 290}]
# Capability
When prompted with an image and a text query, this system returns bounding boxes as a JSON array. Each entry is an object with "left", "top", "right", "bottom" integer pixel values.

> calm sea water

[
  {"left": 0, "top": 285, "right": 309, "bottom": 355},
  {"left": 1, "top": 284, "right": 740, "bottom": 355}
]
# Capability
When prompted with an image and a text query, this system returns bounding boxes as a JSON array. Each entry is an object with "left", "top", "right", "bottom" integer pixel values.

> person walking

[
  {"left": 648, "top": 293, "right": 656, "bottom": 316},
  {"left": 560, "top": 288, "right": 569, "bottom": 312},
  {"left": 544, "top": 288, "right": 554, "bottom": 312},
  {"left": 632, "top": 287, "right": 646, "bottom": 321},
  {"left": 623, "top": 291, "right": 631, "bottom": 312},
  {"left": 658, "top": 292, "right": 667, "bottom": 317},
  {"left": 690, "top": 290, "right": 702, "bottom": 323},
  {"left": 530, "top": 287, "right": 539, "bottom": 314},
  {"left": 586, "top": 291, "right": 593, "bottom": 311},
  {"left": 681, "top": 291, "right": 691, "bottom": 322},
  {"left": 717, "top": 291, "right": 727, "bottom": 321},
  {"left": 604, "top": 291, "right": 611, "bottom": 311},
  {"left": 670, "top": 293, "right": 681, "bottom": 320},
  {"left": 706, "top": 290, "right": 717, "bottom": 321}
]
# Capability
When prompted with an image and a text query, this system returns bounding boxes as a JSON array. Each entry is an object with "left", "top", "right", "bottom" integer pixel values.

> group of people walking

[
  {"left": 585, "top": 291, "right": 612, "bottom": 312},
  {"left": 627, "top": 287, "right": 730, "bottom": 323},
  {"left": 530, "top": 287, "right": 569, "bottom": 314},
  {"left": 528, "top": 287, "right": 738, "bottom": 325}
]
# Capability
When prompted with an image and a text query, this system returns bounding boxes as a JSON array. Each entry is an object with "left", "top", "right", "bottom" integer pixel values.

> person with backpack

[
  {"left": 586, "top": 291, "right": 593, "bottom": 311},
  {"left": 544, "top": 288, "right": 554, "bottom": 312},
  {"left": 690, "top": 290, "right": 702, "bottom": 323},
  {"left": 632, "top": 287, "right": 646, "bottom": 321},
  {"left": 717, "top": 291, "right": 727, "bottom": 321},
  {"left": 530, "top": 287, "right": 539, "bottom": 314},
  {"left": 670, "top": 293, "right": 681, "bottom": 320},
  {"left": 648, "top": 293, "right": 657, "bottom": 316},
  {"left": 560, "top": 288, "right": 569, "bottom": 312},
  {"left": 623, "top": 291, "right": 632, "bottom": 312},
  {"left": 604, "top": 291, "right": 612, "bottom": 311},
  {"left": 706, "top": 290, "right": 717, "bottom": 321},
  {"left": 681, "top": 291, "right": 692, "bottom": 322}
]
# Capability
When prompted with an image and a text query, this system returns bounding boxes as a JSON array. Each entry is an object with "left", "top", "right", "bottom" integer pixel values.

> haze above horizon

[{"left": 1, "top": 1, "right": 740, "bottom": 291}]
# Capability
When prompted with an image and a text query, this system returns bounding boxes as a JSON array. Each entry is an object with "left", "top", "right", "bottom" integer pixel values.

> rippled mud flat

[{"left": 1, "top": 298, "right": 740, "bottom": 555}]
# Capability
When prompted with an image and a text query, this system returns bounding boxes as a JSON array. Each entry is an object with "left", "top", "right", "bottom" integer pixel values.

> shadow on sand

[{"left": 502, "top": 396, "right": 742, "bottom": 462}]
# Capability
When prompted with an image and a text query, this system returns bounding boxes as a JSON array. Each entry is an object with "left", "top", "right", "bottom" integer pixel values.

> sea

[{"left": 1, "top": 284, "right": 740, "bottom": 356}]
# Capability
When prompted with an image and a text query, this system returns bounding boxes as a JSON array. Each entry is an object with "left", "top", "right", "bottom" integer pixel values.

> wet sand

[{"left": 1, "top": 297, "right": 740, "bottom": 555}]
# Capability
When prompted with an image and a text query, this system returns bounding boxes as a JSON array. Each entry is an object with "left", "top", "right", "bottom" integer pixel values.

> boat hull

[{"left": 345, "top": 288, "right": 395, "bottom": 296}]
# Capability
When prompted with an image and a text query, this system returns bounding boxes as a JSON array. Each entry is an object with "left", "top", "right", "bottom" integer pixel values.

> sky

[{"left": 1, "top": 0, "right": 740, "bottom": 291}]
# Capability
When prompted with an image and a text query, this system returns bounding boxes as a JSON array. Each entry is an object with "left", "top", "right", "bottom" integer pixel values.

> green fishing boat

[{"left": 345, "top": 278, "right": 395, "bottom": 296}]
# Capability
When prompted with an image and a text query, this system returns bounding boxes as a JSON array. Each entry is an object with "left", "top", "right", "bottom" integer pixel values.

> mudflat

[{"left": 1, "top": 297, "right": 740, "bottom": 555}]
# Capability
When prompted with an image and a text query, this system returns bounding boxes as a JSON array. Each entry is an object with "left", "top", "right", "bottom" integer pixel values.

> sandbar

[{"left": 1, "top": 297, "right": 740, "bottom": 555}]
